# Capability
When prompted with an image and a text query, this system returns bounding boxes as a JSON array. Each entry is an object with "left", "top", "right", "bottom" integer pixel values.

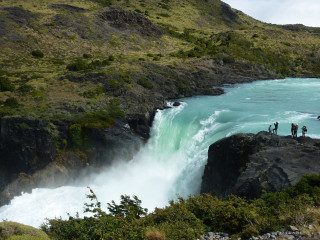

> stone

[{"left": 287, "top": 225, "right": 299, "bottom": 232}]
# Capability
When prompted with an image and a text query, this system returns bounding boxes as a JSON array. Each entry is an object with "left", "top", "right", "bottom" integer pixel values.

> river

[{"left": 0, "top": 78, "right": 319, "bottom": 227}]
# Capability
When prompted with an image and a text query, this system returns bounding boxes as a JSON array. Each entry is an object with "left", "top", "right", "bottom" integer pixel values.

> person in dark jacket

[{"left": 273, "top": 122, "right": 279, "bottom": 135}]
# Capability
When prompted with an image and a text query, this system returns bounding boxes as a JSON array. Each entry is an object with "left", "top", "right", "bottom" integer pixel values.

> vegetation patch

[
  {"left": 0, "top": 76, "right": 15, "bottom": 92},
  {"left": 137, "top": 77, "right": 153, "bottom": 89},
  {"left": 42, "top": 174, "right": 320, "bottom": 240},
  {"left": 31, "top": 50, "right": 44, "bottom": 58},
  {"left": 0, "top": 221, "right": 49, "bottom": 239}
]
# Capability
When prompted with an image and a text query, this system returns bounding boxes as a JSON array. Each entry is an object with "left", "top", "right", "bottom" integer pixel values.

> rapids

[{"left": 0, "top": 78, "right": 319, "bottom": 227}]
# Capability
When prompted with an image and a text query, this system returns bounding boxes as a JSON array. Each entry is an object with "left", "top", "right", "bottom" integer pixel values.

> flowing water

[{"left": 0, "top": 78, "right": 319, "bottom": 227}]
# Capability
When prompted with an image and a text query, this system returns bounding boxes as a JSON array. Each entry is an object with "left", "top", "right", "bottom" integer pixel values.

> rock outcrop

[
  {"left": 0, "top": 117, "right": 143, "bottom": 206},
  {"left": 201, "top": 131, "right": 320, "bottom": 199}
]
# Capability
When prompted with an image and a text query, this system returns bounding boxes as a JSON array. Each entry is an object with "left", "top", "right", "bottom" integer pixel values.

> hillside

[{"left": 1, "top": 0, "right": 320, "bottom": 123}]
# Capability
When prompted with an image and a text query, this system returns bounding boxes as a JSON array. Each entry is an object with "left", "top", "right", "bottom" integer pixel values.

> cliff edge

[{"left": 201, "top": 131, "right": 320, "bottom": 199}]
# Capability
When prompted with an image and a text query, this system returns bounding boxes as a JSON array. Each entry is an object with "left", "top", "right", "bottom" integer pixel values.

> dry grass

[{"left": 146, "top": 229, "right": 165, "bottom": 240}]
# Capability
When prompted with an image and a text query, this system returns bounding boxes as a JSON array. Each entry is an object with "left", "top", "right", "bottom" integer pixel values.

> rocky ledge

[{"left": 201, "top": 131, "right": 320, "bottom": 199}]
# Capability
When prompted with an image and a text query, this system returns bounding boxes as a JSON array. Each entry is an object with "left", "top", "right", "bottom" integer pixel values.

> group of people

[
  {"left": 268, "top": 122, "right": 308, "bottom": 138},
  {"left": 268, "top": 122, "right": 279, "bottom": 135}
]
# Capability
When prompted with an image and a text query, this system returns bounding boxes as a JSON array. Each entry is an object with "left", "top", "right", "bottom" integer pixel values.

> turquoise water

[{"left": 0, "top": 78, "right": 319, "bottom": 227}]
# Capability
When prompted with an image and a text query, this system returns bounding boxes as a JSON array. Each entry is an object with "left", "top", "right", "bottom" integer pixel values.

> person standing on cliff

[
  {"left": 302, "top": 125, "right": 307, "bottom": 137},
  {"left": 291, "top": 123, "right": 295, "bottom": 138},
  {"left": 268, "top": 125, "right": 272, "bottom": 133},
  {"left": 294, "top": 124, "right": 298, "bottom": 138},
  {"left": 273, "top": 122, "right": 278, "bottom": 135}
]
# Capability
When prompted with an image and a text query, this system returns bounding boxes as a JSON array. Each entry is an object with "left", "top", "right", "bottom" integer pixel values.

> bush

[
  {"left": 137, "top": 78, "right": 153, "bottom": 89},
  {"left": 107, "top": 98, "right": 125, "bottom": 119},
  {"left": 92, "top": 0, "right": 112, "bottom": 7},
  {"left": 108, "top": 55, "right": 115, "bottom": 61},
  {"left": 4, "top": 97, "right": 19, "bottom": 108},
  {"left": 0, "top": 77, "right": 15, "bottom": 92},
  {"left": 69, "top": 124, "right": 83, "bottom": 149},
  {"left": 51, "top": 58, "right": 65, "bottom": 65},
  {"left": 44, "top": 174, "right": 320, "bottom": 240},
  {"left": 17, "top": 84, "right": 34, "bottom": 94},
  {"left": 31, "top": 50, "right": 44, "bottom": 58},
  {"left": 66, "top": 59, "right": 90, "bottom": 71},
  {"left": 82, "top": 53, "right": 92, "bottom": 59}
]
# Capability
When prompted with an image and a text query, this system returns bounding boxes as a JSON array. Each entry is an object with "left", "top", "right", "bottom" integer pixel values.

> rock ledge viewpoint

[{"left": 201, "top": 131, "right": 320, "bottom": 199}]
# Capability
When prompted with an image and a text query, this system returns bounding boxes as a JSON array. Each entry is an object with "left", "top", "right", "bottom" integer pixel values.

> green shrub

[
  {"left": 82, "top": 86, "right": 104, "bottom": 98},
  {"left": 137, "top": 77, "right": 153, "bottom": 89},
  {"left": 107, "top": 98, "right": 125, "bottom": 119},
  {"left": 51, "top": 58, "right": 65, "bottom": 65},
  {"left": 66, "top": 59, "right": 90, "bottom": 71},
  {"left": 82, "top": 53, "right": 92, "bottom": 59},
  {"left": 17, "top": 84, "right": 34, "bottom": 94},
  {"left": 0, "top": 77, "right": 15, "bottom": 92},
  {"left": 69, "top": 124, "right": 83, "bottom": 149},
  {"left": 108, "top": 55, "right": 115, "bottom": 61},
  {"left": 31, "top": 50, "right": 44, "bottom": 58},
  {"left": 4, "top": 97, "right": 19, "bottom": 108},
  {"left": 92, "top": 0, "right": 112, "bottom": 7},
  {"left": 19, "top": 123, "right": 30, "bottom": 130},
  {"left": 107, "top": 195, "right": 148, "bottom": 221},
  {"left": 157, "top": 13, "right": 170, "bottom": 18},
  {"left": 44, "top": 174, "right": 320, "bottom": 240}
]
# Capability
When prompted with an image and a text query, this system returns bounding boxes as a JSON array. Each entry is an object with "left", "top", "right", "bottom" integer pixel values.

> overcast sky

[{"left": 222, "top": 0, "right": 320, "bottom": 27}]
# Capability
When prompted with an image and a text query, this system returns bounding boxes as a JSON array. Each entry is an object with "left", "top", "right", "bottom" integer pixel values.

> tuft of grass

[{"left": 0, "top": 221, "right": 49, "bottom": 239}]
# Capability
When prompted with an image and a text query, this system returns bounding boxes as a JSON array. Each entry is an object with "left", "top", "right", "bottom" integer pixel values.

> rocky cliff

[
  {"left": 201, "top": 131, "right": 320, "bottom": 199},
  {"left": 0, "top": 117, "right": 143, "bottom": 206}
]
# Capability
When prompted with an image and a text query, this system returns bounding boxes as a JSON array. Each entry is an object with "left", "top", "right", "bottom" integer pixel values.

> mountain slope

[{"left": 0, "top": 0, "right": 320, "bottom": 125}]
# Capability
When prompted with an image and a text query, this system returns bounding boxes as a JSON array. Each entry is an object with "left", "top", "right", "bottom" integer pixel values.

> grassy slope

[{"left": 0, "top": 0, "right": 320, "bottom": 121}]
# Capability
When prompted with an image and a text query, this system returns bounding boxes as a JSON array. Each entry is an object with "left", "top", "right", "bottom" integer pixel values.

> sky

[{"left": 222, "top": 0, "right": 320, "bottom": 27}]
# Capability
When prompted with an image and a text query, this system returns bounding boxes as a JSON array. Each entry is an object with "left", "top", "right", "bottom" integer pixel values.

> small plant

[
  {"left": 4, "top": 97, "right": 19, "bottom": 108},
  {"left": 0, "top": 76, "right": 15, "bottom": 92},
  {"left": 137, "top": 77, "right": 153, "bottom": 89},
  {"left": 31, "top": 50, "right": 44, "bottom": 58},
  {"left": 66, "top": 59, "right": 90, "bottom": 71},
  {"left": 19, "top": 123, "right": 30, "bottom": 130},
  {"left": 51, "top": 58, "right": 65, "bottom": 65},
  {"left": 83, "top": 53, "right": 92, "bottom": 59},
  {"left": 69, "top": 124, "right": 83, "bottom": 149},
  {"left": 17, "top": 84, "right": 34, "bottom": 94},
  {"left": 108, "top": 55, "right": 115, "bottom": 61},
  {"left": 93, "top": 0, "right": 112, "bottom": 7}
]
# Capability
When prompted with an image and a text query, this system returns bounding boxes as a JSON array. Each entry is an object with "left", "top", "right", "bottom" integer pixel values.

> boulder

[{"left": 201, "top": 131, "right": 320, "bottom": 199}]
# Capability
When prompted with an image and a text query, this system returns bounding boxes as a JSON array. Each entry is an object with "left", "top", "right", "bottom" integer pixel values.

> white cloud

[{"left": 223, "top": 0, "right": 320, "bottom": 27}]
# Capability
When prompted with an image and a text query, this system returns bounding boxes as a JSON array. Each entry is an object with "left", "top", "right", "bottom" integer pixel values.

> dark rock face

[
  {"left": 0, "top": 118, "right": 58, "bottom": 205},
  {"left": 0, "top": 117, "right": 142, "bottom": 206},
  {"left": 100, "top": 8, "right": 163, "bottom": 37},
  {"left": 0, "top": 118, "right": 57, "bottom": 190},
  {"left": 201, "top": 131, "right": 320, "bottom": 199}
]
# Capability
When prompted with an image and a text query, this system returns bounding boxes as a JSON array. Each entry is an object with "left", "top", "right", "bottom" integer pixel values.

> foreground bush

[{"left": 43, "top": 174, "right": 320, "bottom": 240}]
